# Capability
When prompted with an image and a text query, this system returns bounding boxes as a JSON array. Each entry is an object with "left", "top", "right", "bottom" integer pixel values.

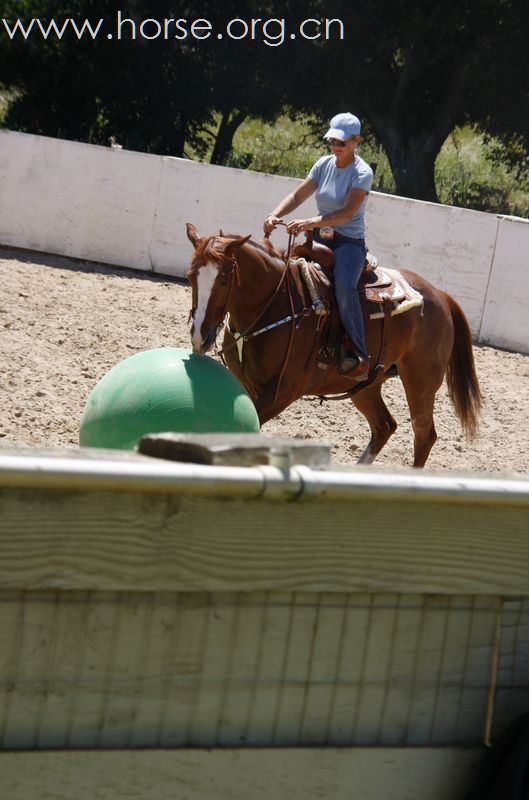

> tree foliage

[
  {"left": 299, "top": 0, "right": 529, "bottom": 200},
  {"left": 1, "top": 0, "right": 528, "bottom": 201},
  {"left": 0, "top": 0, "right": 315, "bottom": 159}
]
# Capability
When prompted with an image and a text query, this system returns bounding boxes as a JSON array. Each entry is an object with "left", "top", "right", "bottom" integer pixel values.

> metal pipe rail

[{"left": 1, "top": 451, "right": 528, "bottom": 507}]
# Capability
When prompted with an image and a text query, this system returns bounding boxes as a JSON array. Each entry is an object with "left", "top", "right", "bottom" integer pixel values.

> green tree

[
  {"left": 0, "top": 0, "right": 217, "bottom": 154},
  {"left": 203, "top": 1, "right": 325, "bottom": 165},
  {"left": 4, "top": 0, "right": 526, "bottom": 202},
  {"left": 304, "top": 0, "right": 529, "bottom": 201},
  {"left": 0, "top": 0, "right": 314, "bottom": 162}
]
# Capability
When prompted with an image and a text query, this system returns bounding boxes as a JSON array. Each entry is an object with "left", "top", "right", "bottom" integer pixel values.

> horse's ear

[
  {"left": 186, "top": 223, "right": 200, "bottom": 248},
  {"left": 224, "top": 234, "right": 251, "bottom": 257}
]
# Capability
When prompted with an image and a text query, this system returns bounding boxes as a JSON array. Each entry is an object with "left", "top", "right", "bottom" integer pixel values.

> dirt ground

[{"left": 1, "top": 247, "right": 528, "bottom": 475}]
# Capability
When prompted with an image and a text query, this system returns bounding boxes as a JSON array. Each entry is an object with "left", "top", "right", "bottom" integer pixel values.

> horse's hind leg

[
  {"left": 410, "top": 401, "right": 437, "bottom": 468},
  {"left": 352, "top": 384, "right": 397, "bottom": 464},
  {"left": 399, "top": 364, "right": 441, "bottom": 467}
]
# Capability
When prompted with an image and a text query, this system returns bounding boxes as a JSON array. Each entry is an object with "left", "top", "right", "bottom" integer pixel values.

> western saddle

[{"left": 290, "top": 232, "right": 406, "bottom": 305}]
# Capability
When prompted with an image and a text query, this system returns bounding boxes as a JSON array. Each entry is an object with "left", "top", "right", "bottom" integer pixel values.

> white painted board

[
  {"left": 366, "top": 192, "right": 499, "bottom": 334},
  {"left": 479, "top": 216, "right": 529, "bottom": 351},
  {"left": 0, "top": 130, "right": 160, "bottom": 270},
  {"left": 0, "top": 747, "right": 484, "bottom": 800},
  {"left": 149, "top": 156, "right": 317, "bottom": 277}
]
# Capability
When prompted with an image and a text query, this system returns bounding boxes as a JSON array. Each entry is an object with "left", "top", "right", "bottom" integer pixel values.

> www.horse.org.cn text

[{"left": 1, "top": 14, "right": 346, "bottom": 46}]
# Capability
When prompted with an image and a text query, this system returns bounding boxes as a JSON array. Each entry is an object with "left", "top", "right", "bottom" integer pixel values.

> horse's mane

[
  {"left": 219, "top": 232, "right": 284, "bottom": 259},
  {"left": 254, "top": 237, "right": 285, "bottom": 260},
  {"left": 194, "top": 232, "right": 285, "bottom": 265},
  {"left": 193, "top": 236, "right": 225, "bottom": 264}
]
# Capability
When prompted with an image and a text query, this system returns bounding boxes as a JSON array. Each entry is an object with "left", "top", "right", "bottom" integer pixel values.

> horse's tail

[{"left": 445, "top": 293, "right": 483, "bottom": 439}]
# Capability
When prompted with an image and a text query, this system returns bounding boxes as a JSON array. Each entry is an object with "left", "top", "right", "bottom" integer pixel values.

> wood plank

[
  {"left": 244, "top": 591, "right": 294, "bottom": 745},
  {"left": 493, "top": 597, "right": 529, "bottom": 738},
  {"left": 1, "top": 488, "right": 529, "bottom": 594},
  {"left": 137, "top": 432, "right": 331, "bottom": 467},
  {"left": 0, "top": 590, "right": 501, "bottom": 749},
  {"left": 0, "top": 746, "right": 485, "bottom": 800}
]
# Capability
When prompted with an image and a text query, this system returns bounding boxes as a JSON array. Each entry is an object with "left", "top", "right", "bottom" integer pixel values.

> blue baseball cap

[{"left": 324, "top": 112, "right": 361, "bottom": 141}]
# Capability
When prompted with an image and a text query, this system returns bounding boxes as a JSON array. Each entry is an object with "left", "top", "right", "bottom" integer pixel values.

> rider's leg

[{"left": 333, "top": 240, "right": 370, "bottom": 363}]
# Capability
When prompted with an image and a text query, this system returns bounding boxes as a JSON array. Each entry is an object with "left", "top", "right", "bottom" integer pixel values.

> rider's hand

[
  {"left": 286, "top": 218, "right": 313, "bottom": 236},
  {"left": 263, "top": 214, "right": 282, "bottom": 234}
]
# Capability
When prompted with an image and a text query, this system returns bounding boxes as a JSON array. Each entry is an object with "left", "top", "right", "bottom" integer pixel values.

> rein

[
  {"left": 228, "top": 302, "right": 320, "bottom": 345},
  {"left": 213, "top": 230, "right": 320, "bottom": 404},
  {"left": 265, "top": 221, "right": 297, "bottom": 263},
  {"left": 191, "top": 228, "right": 347, "bottom": 407},
  {"left": 218, "top": 259, "right": 320, "bottom": 405},
  {"left": 216, "top": 228, "right": 303, "bottom": 361}
]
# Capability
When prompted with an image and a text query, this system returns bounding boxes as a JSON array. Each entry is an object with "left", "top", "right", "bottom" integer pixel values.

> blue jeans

[{"left": 314, "top": 231, "right": 369, "bottom": 360}]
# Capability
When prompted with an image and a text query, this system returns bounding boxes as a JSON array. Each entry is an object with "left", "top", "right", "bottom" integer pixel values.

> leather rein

[
  {"left": 189, "top": 228, "right": 389, "bottom": 405},
  {"left": 212, "top": 228, "right": 318, "bottom": 357},
  {"left": 190, "top": 228, "right": 322, "bottom": 404}
]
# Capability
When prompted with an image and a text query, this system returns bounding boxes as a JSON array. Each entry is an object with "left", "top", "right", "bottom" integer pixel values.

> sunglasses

[{"left": 326, "top": 138, "right": 348, "bottom": 148}]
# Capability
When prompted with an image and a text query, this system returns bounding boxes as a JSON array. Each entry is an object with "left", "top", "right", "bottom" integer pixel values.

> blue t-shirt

[{"left": 308, "top": 154, "right": 373, "bottom": 239}]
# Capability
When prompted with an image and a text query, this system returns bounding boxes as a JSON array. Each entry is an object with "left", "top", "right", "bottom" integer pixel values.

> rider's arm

[
  {"left": 285, "top": 187, "right": 368, "bottom": 234},
  {"left": 270, "top": 178, "right": 317, "bottom": 218},
  {"left": 264, "top": 178, "right": 317, "bottom": 232}
]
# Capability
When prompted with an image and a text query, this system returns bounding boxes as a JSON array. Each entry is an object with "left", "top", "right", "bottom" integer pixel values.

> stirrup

[
  {"left": 339, "top": 355, "right": 369, "bottom": 380},
  {"left": 339, "top": 354, "right": 360, "bottom": 374}
]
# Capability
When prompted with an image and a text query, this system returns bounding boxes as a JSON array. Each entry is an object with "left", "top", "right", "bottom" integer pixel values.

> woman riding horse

[
  {"left": 264, "top": 112, "right": 372, "bottom": 380},
  {"left": 186, "top": 221, "right": 483, "bottom": 467}
]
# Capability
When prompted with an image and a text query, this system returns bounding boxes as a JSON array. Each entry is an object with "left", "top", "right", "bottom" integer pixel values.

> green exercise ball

[{"left": 79, "top": 347, "right": 260, "bottom": 450}]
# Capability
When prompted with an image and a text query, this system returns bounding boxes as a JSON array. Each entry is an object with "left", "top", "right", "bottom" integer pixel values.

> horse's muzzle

[{"left": 191, "top": 329, "right": 216, "bottom": 356}]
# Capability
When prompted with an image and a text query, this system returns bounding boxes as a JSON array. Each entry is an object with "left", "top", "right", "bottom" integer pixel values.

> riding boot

[{"left": 339, "top": 352, "right": 370, "bottom": 380}]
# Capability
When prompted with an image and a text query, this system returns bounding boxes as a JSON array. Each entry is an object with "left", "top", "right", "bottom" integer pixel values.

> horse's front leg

[
  {"left": 223, "top": 352, "right": 285, "bottom": 424},
  {"left": 254, "top": 380, "right": 289, "bottom": 425}
]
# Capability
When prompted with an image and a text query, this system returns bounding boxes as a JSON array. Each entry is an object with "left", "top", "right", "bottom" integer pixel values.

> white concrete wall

[
  {"left": 150, "top": 153, "right": 306, "bottom": 274},
  {"left": 0, "top": 130, "right": 161, "bottom": 270},
  {"left": 479, "top": 216, "right": 529, "bottom": 352},
  {"left": 1, "top": 129, "right": 528, "bottom": 352},
  {"left": 365, "top": 194, "right": 499, "bottom": 336}
]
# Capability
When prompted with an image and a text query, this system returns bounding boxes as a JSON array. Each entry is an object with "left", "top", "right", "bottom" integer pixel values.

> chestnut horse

[{"left": 186, "top": 223, "right": 482, "bottom": 467}]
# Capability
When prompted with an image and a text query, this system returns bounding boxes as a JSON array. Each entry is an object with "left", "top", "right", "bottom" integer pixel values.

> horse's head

[{"left": 186, "top": 223, "right": 251, "bottom": 355}]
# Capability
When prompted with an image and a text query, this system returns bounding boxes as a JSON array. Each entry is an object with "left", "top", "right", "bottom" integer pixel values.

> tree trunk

[
  {"left": 210, "top": 110, "right": 247, "bottom": 165},
  {"left": 173, "top": 126, "right": 187, "bottom": 158},
  {"left": 379, "top": 128, "right": 441, "bottom": 202},
  {"left": 368, "top": 56, "right": 472, "bottom": 203}
]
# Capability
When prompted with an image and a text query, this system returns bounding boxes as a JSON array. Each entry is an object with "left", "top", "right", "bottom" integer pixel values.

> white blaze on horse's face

[{"left": 191, "top": 263, "right": 218, "bottom": 354}]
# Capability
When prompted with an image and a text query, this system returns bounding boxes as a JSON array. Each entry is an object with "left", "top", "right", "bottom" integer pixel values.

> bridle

[
  {"left": 188, "top": 246, "right": 241, "bottom": 330},
  {"left": 189, "top": 227, "right": 298, "bottom": 337},
  {"left": 188, "top": 230, "right": 328, "bottom": 404}
]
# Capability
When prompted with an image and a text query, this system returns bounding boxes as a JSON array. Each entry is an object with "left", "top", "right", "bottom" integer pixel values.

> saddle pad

[
  {"left": 368, "top": 268, "right": 424, "bottom": 319},
  {"left": 363, "top": 266, "right": 406, "bottom": 302}
]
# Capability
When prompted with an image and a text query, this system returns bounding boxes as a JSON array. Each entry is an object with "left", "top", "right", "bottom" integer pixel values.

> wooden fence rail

[{"left": 1, "top": 448, "right": 528, "bottom": 798}]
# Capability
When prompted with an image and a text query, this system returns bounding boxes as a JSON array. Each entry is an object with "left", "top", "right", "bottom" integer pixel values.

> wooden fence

[{"left": 1, "top": 447, "right": 529, "bottom": 798}]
